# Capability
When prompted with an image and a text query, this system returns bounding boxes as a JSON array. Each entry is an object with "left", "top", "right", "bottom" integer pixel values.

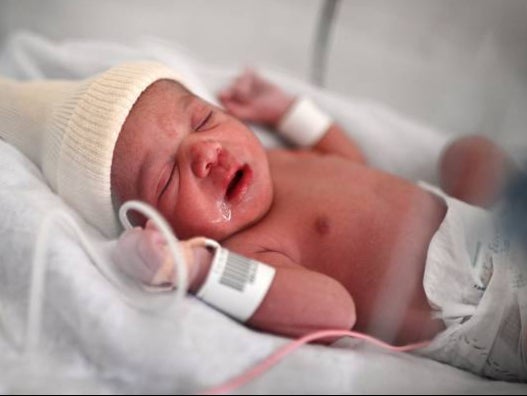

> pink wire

[{"left": 199, "top": 329, "right": 430, "bottom": 395}]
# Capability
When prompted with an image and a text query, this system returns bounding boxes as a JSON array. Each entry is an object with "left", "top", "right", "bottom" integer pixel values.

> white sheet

[{"left": 0, "top": 32, "right": 525, "bottom": 394}]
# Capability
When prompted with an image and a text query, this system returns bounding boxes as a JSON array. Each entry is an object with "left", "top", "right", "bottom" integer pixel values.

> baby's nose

[{"left": 190, "top": 140, "right": 222, "bottom": 178}]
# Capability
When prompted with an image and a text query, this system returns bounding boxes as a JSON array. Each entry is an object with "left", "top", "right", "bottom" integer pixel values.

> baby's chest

[
  {"left": 260, "top": 183, "right": 373, "bottom": 273},
  {"left": 248, "top": 152, "right": 409, "bottom": 271}
]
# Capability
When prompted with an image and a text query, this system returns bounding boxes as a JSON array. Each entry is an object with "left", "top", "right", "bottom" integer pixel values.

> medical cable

[
  {"left": 26, "top": 201, "right": 189, "bottom": 356},
  {"left": 200, "top": 330, "right": 430, "bottom": 395},
  {"left": 26, "top": 201, "right": 431, "bottom": 394},
  {"left": 118, "top": 200, "right": 189, "bottom": 301}
]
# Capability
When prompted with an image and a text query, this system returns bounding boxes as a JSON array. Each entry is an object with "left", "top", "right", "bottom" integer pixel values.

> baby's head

[
  {"left": 111, "top": 79, "right": 273, "bottom": 241},
  {"left": 0, "top": 62, "right": 272, "bottom": 240}
]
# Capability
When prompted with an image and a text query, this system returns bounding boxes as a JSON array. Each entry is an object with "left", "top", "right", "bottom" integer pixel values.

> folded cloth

[{"left": 418, "top": 182, "right": 527, "bottom": 382}]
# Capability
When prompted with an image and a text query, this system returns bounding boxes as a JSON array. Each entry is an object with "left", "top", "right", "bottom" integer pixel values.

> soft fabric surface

[{"left": 0, "top": 32, "right": 525, "bottom": 394}]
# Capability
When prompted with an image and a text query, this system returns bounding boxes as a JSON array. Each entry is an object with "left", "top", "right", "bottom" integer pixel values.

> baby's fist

[
  {"left": 113, "top": 220, "right": 211, "bottom": 292},
  {"left": 218, "top": 69, "right": 294, "bottom": 127}
]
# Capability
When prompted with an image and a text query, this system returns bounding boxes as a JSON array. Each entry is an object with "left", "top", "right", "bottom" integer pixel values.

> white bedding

[{"left": 0, "top": 32, "right": 526, "bottom": 394}]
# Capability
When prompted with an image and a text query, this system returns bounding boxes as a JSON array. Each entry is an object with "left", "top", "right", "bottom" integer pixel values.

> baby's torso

[{"left": 224, "top": 150, "right": 446, "bottom": 344}]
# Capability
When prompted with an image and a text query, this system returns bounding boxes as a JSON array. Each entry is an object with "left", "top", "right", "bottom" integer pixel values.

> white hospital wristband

[
  {"left": 277, "top": 97, "right": 332, "bottom": 147},
  {"left": 196, "top": 239, "right": 276, "bottom": 322}
]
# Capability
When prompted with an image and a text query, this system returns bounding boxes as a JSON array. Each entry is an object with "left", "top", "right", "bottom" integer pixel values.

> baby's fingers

[
  {"left": 218, "top": 69, "right": 257, "bottom": 100},
  {"left": 230, "top": 69, "right": 257, "bottom": 101},
  {"left": 220, "top": 98, "right": 257, "bottom": 120},
  {"left": 113, "top": 227, "right": 174, "bottom": 287},
  {"left": 218, "top": 86, "right": 234, "bottom": 102}
]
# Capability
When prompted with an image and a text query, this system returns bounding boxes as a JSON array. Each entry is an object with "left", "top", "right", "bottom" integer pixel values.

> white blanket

[{"left": 0, "top": 32, "right": 525, "bottom": 394}]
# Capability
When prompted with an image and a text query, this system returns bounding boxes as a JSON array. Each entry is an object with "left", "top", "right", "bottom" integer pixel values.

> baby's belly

[
  {"left": 268, "top": 152, "right": 448, "bottom": 344},
  {"left": 300, "top": 184, "right": 447, "bottom": 345}
]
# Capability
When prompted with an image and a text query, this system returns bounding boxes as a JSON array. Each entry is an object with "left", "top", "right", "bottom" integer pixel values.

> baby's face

[{"left": 111, "top": 79, "right": 273, "bottom": 240}]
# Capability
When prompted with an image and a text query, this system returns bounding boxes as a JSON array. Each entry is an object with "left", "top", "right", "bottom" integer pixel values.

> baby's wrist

[
  {"left": 270, "top": 95, "right": 295, "bottom": 128},
  {"left": 194, "top": 243, "right": 276, "bottom": 323},
  {"left": 188, "top": 246, "right": 213, "bottom": 294}
]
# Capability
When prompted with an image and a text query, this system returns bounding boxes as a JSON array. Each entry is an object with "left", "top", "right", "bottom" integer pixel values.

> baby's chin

[
  {"left": 189, "top": 214, "right": 263, "bottom": 242},
  {"left": 204, "top": 220, "right": 250, "bottom": 242},
  {"left": 172, "top": 218, "right": 243, "bottom": 242},
  {"left": 175, "top": 192, "right": 273, "bottom": 241}
]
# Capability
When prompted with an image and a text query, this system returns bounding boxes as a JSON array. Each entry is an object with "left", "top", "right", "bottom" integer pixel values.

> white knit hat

[{"left": 0, "top": 62, "right": 183, "bottom": 237}]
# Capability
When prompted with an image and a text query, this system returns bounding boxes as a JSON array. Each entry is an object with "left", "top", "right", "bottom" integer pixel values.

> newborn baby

[
  {"left": 1, "top": 61, "right": 522, "bottom": 381},
  {"left": 111, "top": 71, "right": 526, "bottom": 381}
]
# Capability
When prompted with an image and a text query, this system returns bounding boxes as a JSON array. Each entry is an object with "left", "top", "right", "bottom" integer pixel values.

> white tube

[
  {"left": 26, "top": 201, "right": 188, "bottom": 355},
  {"left": 118, "top": 200, "right": 189, "bottom": 300}
]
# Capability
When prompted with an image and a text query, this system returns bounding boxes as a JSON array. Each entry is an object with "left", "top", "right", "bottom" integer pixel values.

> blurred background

[{"left": 0, "top": 0, "right": 526, "bottom": 145}]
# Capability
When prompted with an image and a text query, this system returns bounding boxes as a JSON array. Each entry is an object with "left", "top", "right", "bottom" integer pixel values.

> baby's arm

[
  {"left": 439, "top": 135, "right": 520, "bottom": 208},
  {"left": 113, "top": 226, "right": 355, "bottom": 339},
  {"left": 244, "top": 250, "right": 355, "bottom": 339},
  {"left": 219, "top": 69, "right": 366, "bottom": 164}
]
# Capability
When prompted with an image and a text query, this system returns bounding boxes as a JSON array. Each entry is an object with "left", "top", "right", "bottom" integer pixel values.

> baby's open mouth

[{"left": 225, "top": 165, "right": 251, "bottom": 202}]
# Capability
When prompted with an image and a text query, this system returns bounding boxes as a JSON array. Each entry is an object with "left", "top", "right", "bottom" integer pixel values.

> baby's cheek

[{"left": 171, "top": 193, "right": 244, "bottom": 241}]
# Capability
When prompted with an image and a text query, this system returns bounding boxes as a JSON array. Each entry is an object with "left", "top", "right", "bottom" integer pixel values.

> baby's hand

[
  {"left": 112, "top": 220, "right": 211, "bottom": 291},
  {"left": 218, "top": 69, "right": 294, "bottom": 127}
]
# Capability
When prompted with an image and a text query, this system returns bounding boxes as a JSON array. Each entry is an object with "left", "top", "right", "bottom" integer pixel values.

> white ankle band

[
  {"left": 277, "top": 97, "right": 332, "bottom": 147},
  {"left": 197, "top": 239, "right": 276, "bottom": 322}
]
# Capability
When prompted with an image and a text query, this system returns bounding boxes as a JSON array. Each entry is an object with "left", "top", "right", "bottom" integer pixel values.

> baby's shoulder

[
  {"left": 267, "top": 148, "right": 321, "bottom": 162},
  {"left": 222, "top": 220, "right": 298, "bottom": 264}
]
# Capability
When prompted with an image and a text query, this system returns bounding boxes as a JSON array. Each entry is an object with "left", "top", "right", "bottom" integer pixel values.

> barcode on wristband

[{"left": 219, "top": 252, "right": 256, "bottom": 292}]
